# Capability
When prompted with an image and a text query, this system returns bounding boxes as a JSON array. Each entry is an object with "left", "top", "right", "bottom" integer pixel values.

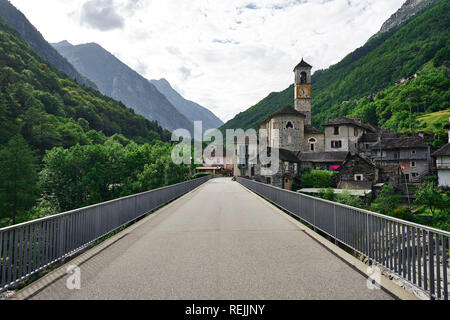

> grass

[{"left": 416, "top": 108, "right": 450, "bottom": 133}]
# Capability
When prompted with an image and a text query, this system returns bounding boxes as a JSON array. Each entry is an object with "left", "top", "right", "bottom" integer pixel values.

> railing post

[
  {"left": 333, "top": 204, "right": 337, "bottom": 244},
  {"left": 366, "top": 212, "right": 370, "bottom": 262},
  {"left": 313, "top": 199, "right": 316, "bottom": 232}
]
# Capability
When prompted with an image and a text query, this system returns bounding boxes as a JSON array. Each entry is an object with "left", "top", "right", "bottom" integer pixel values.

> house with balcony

[
  {"left": 432, "top": 117, "right": 450, "bottom": 187},
  {"left": 370, "top": 135, "right": 431, "bottom": 182}
]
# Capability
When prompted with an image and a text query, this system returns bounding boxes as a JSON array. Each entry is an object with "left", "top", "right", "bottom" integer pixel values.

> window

[
  {"left": 354, "top": 127, "right": 358, "bottom": 136},
  {"left": 411, "top": 150, "right": 416, "bottom": 155},
  {"left": 300, "top": 71, "right": 307, "bottom": 84},
  {"left": 285, "top": 162, "right": 289, "bottom": 173},
  {"left": 294, "top": 163, "right": 298, "bottom": 174},
  {"left": 377, "top": 151, "right": 387, "bottom": 158},
  {"left": 365, "top": 144, "right": 370, "bottom": 149},
  {"left": 308, "top": 138, "right": 316, "bottom": 152},
  {"left": 331, "top": 140, "right": 342, "bottom": 149},
  {"left": 286, "top": 121, "right": 293, "bottom": 129},
  {"left": 412, "top": 173, "right": 418, "bottom": 178},
  {"left": 266, "top": 177, "right": 271, "bottom": 184},
  {"left": 411, "top": 161, "right": 416, "bottom": 168},
  {"left": 334, "top": 126, "right": 339, "bottom": 135},
  {"left": 354, "top": 174, "right": 363, "bottom": 181},
  {"left": 288, "top": 136, "right": 292, "bottom": 144}
]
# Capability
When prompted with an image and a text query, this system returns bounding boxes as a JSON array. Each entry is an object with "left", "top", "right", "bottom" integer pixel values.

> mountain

[
  {"left": 221, "top": 0, "right": 449, "bottom": 137},
  {"left": 374, "top": 0, "right": 439, "bottom": 37},
  {"left": 52, "top": 41, "right": 193, "bottom": 133},
  {"left": 150, "top": 78, "right": 223, "bottom": 131},
  {"left": 0, "top": 0, "right": 97, "bottom": 90},
  {"left": 0, "top": 15, "right": 171, "bottom": 153}
]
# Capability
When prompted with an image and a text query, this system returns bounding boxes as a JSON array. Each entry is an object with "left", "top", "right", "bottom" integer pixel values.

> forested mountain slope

[
  {"left": 0, "top": 0, "right": 98, "bottom": 89},
  {"left": 0, "top": 16, "right": 172, "bottom": 153},
  {"left": 221, "top": 0, "right": 449, "bottom": 138}
]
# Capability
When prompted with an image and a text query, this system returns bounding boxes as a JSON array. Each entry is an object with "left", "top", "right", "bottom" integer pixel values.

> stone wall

[{"left": 302, "top": 133, "right": 325, "bottom": 152}]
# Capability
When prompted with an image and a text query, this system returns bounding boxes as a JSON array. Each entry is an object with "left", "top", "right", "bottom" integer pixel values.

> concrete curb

[
  {"left": 10, "top": 181, "right": 210, "bottom": 300},
  {"left": 237, "top": 182, "right": 419, "bottom": 301}
]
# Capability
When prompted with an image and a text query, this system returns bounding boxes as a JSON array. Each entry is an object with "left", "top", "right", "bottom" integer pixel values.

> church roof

[
  {"left": 264, "top": 147, "right": 301, "bottom": 163},
  {"left": 294, "top": 58, "right": 312, "bottom": 70},
  {"left": 304, "top": 125, "right": 323, "bottom": 134},
  {"left": 270, "top": 105, "right": 305, "bottom": 118}
]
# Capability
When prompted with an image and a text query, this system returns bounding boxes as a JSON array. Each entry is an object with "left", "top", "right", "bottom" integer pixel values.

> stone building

[
  {"left": 298, "top": 151, "right": 348, "bottom": 170},
  {"left": 233, "top": 59, "right": 404, "bottom": 191},
  {"left": 357, "top": 130, "right": 399, "bottom": 157},
  {"left": 371, "top": 135, "right": 431, "bottom": 182},
  {"left": 253, "top": 147, "right": 301, "bottom": 190},
  {"left": 258, "top": 105, "right": 305, "bottom": 152},
  {"left": 323, "top": 117, "right": 376, "bottom": 153}
]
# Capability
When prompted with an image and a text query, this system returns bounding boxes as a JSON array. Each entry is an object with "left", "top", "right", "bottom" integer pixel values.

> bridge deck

[{"left": 17, "top": 178, "right": 393, "bottom": 300}]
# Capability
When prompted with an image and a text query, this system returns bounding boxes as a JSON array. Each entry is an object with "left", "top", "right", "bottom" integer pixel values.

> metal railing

[
  {"left": 237, "top": 177, "right": 449, "bottom": 300},
  {"left": 0, "top": 175, "right": 212, "bottom": 291}
]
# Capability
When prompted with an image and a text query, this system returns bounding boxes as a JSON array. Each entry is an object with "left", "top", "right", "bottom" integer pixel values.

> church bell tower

[{"left": 294, "top": 59, "right": 312, "bottom": 125}]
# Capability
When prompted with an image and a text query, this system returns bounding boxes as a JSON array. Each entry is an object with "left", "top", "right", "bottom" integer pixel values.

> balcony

[{"left": 436, "top": 163, "right": 450, "bottom": 169}]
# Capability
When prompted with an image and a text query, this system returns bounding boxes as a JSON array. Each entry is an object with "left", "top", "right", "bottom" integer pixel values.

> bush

[
  {"left": 301, "top": 170, "right": 338, "bottom": 188},
  {"left": 335, "top": 190, "right": 364, "bottom": 208},
  {"left": 393, "top": 206, "right": 411, "bottom": 220}
]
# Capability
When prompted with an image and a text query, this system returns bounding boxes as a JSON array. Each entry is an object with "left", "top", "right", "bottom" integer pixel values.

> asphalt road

[{"left": 22, "top": 178, "right": 393, "bottom": 300}]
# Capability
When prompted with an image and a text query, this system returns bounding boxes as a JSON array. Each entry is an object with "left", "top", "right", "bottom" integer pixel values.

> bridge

[{"left": 0, "top": 177, "right": 448, "bottom": 300}]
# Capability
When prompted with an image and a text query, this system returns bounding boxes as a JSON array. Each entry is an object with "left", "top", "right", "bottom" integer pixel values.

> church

[{"left": 235, "top": 59, "right": 377, "bottom": 190}]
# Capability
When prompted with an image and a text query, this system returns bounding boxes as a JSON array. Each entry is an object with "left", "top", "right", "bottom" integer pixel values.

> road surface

[{"left": 18, "top": 178, "right": 393, "bottom": 300}]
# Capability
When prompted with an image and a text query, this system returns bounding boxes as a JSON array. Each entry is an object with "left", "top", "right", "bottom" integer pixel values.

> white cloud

[{"left": 10, "top": 0, "right": 405, "bottom": 122}]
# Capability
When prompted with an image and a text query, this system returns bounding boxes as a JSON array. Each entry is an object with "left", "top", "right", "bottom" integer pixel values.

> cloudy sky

[{"left": 10, "top": 0, "right": 405, "bottom": 122}]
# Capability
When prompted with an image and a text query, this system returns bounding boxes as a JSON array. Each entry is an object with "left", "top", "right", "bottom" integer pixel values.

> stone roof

[
  {"left": 265, "top": 147, "right": 301, "bottom": 163},
  {"left": 358, "top": 130, "right": 399, "bottom": 143},
  {"left": 298, "top": 151, "right": 349, "bottom": 163},
  {"left": 324, "top": 116, "right": 375, "bottom": 132},
  {"left": 371, "top": 136, "right": 429, "bottom": 150},
  {"left": 341, "top": 153, "right": 375, "bottom": 168},
  {"left": 432, "top": 143, "right": 450, "bottom": 156},
  {"left": 293, "top": 58, "right": 312, "bottom": 70},
  {"left": 260, "top": 105, "right": 305, "bottom": 126},
  {"left": 304, "top": 125, "right": 323, "bottom": 134}
]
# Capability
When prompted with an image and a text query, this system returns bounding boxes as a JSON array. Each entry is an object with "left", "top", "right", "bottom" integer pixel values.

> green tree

[
  {"left": 415, "top": 182, "right": 448, "bottom": 215},
  {"left": 0, "top": 135, "right": 38, "bottom": 225},
  {"left": 371, "top": 185, "right": 400, "bottom": 215}
]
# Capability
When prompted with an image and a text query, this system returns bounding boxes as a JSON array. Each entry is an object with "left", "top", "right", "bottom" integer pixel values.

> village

[{"left": 196, "top": 59, "right": 450, "bottom": 221}]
